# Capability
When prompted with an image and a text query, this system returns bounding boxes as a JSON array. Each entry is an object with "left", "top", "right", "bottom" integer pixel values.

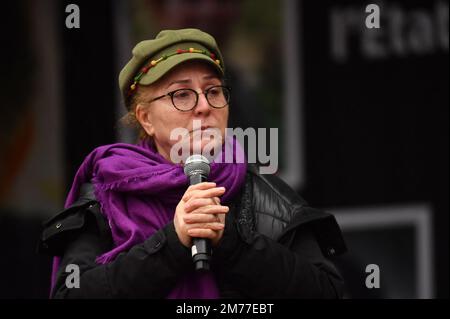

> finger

[
  {"left": 188, "top": 205, "right": 229, "bottom": 216},
  {"left": 186, "top": 222, "right": 224, "bottom": 231},
  {"left": 187, "top": 228, "right": 219, "bottom": 239},
  {"left": 184, "top": 212, "right": 224, "bottom": 224},
  {"left": 183, "top": 187, "right": 225, "bottom": 202},
  {"left": 185, "top": 198, "right": 223, "bottom": 213},
  {"left": 184, "top": 198, "right": 211, "bottom": 212},
  {"left": 213, "top": 197, "right": 221, "bottom": 205},
  {"left": 182, "top": 182, "right": 217, "bottom": 201},
  {"left": 217, "top": 213, "right": 226, "bottom": 223}
]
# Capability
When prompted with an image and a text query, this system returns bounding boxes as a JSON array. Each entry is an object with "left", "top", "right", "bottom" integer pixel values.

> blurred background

[{"left": 0, "top": 0, "right": 448, "bottom": 298}]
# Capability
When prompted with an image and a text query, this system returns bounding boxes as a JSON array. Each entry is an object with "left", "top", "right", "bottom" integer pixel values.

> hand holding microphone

[{"left": 173, "top": 155, "right": 229, "bottom": 271}]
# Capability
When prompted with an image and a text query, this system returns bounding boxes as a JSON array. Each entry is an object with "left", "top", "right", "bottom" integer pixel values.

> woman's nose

[{"left": 193, "top": 92, "right": 211, "bottom": 116}]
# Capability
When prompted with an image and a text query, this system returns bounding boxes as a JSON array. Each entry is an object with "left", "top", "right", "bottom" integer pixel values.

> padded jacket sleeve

[
  {"left": 211, "top": 205, "right": 345, "bottom": 299},
  {"left": 41, "top": 203, "right": 194, "bottom": 299}
]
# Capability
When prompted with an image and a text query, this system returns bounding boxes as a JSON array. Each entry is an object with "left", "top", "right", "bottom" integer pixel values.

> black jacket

[{"left": 38, "top": 165, "right": 347, "bottom": 298}]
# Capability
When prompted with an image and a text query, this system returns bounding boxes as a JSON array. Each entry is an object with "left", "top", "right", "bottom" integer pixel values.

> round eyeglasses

[{"left": 144, "top": 85, "right": 231, "bottom": 112}]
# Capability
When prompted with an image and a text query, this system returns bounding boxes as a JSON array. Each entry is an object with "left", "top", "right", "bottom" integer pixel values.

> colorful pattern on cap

[{"left": 128, "top": 48, "right": 222, "bottom": 96}]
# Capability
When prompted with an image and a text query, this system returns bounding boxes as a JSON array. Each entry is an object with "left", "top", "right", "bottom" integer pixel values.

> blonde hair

[{"left": 120, "top": 86, "right": 152, "bottom": 141}]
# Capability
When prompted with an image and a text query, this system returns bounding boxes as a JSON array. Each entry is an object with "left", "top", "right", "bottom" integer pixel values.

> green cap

[{"left": 119, "top": 28, "right": 225, "bottom": 108}]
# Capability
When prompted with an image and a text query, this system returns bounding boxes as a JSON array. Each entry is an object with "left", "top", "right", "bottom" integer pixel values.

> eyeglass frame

[{"left": 141, "top": 85, "right": 231, "bottom": 112}]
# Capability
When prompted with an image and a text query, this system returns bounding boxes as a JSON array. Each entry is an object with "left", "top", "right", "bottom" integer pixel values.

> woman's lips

[{"left": 190, "top": 126, "right": 218, "bottom": 134}]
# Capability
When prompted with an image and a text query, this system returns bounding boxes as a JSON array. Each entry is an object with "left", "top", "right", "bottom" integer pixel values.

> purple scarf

[{"left": 51, "top": 137, "right": 247, "bottom": 298}]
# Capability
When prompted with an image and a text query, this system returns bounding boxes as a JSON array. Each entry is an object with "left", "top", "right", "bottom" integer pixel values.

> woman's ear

[{"left": 135, "top": 103, "right": 155, "bottom": 137}]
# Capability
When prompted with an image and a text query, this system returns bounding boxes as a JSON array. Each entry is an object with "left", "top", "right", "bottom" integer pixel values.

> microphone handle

[
  {"left": 189, "top": 173, "right": 206, "bottom": 185},
  {"left": 189, "top": 173, "right": 211, "bottom": 271}
]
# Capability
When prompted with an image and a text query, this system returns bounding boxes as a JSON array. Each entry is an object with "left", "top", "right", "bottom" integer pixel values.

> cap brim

[{"left": 138, "top": 53, "right": 224, "bottom": 86}]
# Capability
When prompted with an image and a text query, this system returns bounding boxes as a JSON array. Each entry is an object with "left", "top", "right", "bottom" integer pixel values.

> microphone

[{"left": 183, "top": 154, "right": 212, "bottom": 271}]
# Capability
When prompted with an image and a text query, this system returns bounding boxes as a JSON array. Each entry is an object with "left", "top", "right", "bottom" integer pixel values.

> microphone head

[{"left": 184, "top": 154, "right": 211, "bottom": 178}]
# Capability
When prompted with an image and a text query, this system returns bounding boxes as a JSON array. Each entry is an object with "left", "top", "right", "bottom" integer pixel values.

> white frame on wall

[{"left": 332, "top": 203, "right": 434, "bottom": 299}]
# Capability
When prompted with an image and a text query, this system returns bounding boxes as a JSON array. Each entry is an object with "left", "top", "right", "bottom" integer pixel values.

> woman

[{"left": 39, "top": 28, "right": 346, "bottom": 298}]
